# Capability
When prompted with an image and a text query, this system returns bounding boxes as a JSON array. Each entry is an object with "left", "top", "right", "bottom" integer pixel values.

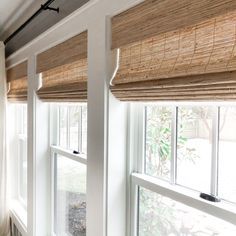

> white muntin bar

[
  {"left": 170, "top": 106, "right": 177, "bottom": 185},
  {"left": 78, "top": 106, "right": 83, "bottom": 153},
  {"left": 137, "top": 104, "right": 145, "bottom": 174},
  {"left": 211, "top": 106, "right": 220, "bottom": 196}
]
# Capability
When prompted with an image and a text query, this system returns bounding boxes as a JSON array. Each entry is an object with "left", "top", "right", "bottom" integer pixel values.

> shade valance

[
  {"left": 111, "top": 0, "right": 236, "bottom": 101},
  {"left": 36, "top": 31, "right": 87, "bottom": 102},
  {"left": 7, "top": 61, "right": 28, "bottom": 102}
]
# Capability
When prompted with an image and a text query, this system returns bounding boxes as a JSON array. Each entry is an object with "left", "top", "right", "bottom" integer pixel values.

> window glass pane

[
  {"left": 59, "top": 106, "right": 68, "bottom": 148},
  {"left": 138, "top": 187, "right": 236, "bottom": 236},
  {"left": 69, "top": 106, "right": 79, "bottom": 152},
  {"left": 145, "top": 106, "right": 172, "bottom": 180},
  {"left": 23, "top": 105, "right": 27, "bottom": 135},
  {"left": 219, "top": 107, "right": 236, "bottom": 203},
  {"left": 177, "top": 106, "right": 214, "bottom": 193},
  {"left": 55, "top": 155, "right": 86, "bottom": 236},
  {"left": 17, "top": 104, "right": 27, "bottom": 204},
  {"left": 19, "top": 137, "right": 27, "bottom": 203},
  {"left": 81, "top": 106, "right": 87, "bottom": 154}
]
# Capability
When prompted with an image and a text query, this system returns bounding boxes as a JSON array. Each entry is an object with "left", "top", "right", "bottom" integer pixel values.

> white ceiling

[{"left": 0, "top": 0, "right": 45, "bottom": 40}]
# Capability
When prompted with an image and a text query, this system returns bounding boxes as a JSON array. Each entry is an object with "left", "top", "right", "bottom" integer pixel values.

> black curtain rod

[{"left": 4, "top": 0, "right": 59, "bottom": 45}]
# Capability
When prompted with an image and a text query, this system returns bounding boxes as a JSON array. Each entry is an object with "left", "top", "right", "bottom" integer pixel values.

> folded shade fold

[
  {"left": 111, "top": 0, "right": 236, "bottom": 101},
  {"left": 7, "top": 61, "right": 28, "bottom": 102},
  {"left": 36, "top": 31, "right": 88, "bottom": 102}
]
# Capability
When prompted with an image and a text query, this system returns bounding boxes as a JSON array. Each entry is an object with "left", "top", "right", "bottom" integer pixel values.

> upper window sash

[{"left": 132, "top": 103, "right": 236, "bottom": 204}]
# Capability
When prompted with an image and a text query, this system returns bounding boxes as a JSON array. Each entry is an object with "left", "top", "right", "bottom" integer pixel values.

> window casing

[
  {"left": 50, "top": 103, "right": 87, "bottom": 236},
  {"left": 129, "top": 103, "right": 236, "bottom": 236}
]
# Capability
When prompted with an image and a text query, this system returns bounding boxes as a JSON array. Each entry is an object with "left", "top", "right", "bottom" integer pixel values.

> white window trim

[{"left": 129, "top": 103, "right": 236, "bottom": 236}]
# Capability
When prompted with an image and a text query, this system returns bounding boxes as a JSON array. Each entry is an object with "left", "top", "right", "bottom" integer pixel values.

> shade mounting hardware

[{"left": 41, "top": 5, "right": 59, "bottom": 13}]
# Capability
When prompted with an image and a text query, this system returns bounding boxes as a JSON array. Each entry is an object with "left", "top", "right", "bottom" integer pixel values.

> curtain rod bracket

[
  {"left": 41, "top": 5, "right": 59, "bottom": 13},
  {"left": 4, "top": 0, "right": 58, "bottom": 45}
]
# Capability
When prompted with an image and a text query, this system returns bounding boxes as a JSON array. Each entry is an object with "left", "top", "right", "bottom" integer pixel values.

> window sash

[
  {"left": 132, "top": 173, "right": 236, "bottom": 226},
  {"left": 130, "top": 103, "right": 236, "bottom": 236},
  {"left": 50, "top": 145, "right": 87, "bottom": 235},
  {"left": 143, "top": 104, "right": 221, "bottom": 195}
]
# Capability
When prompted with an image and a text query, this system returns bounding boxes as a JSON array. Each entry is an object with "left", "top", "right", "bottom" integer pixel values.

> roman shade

[
  {"left": 36, "top": 31, "right": 87, "bottom": 102},
  {"left": 111, "top": 0, "right": 236, "bottom": 101},
  {"left": 7, "top": 61, "right": 28, "bottom": 102}
]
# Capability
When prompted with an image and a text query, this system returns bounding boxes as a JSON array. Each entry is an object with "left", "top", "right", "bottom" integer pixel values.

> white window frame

[
  {"left": 129, "top": 102, "right": 236, "bottom": 236},
  {"left": 50, "top": 103, "right": 87, "bottom": 236}
]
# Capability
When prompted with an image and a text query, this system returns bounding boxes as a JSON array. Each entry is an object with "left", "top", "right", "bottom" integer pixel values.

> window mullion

[
  {"left": 78, "top": 106, "right": 83, "bottom": 153},
  {"left": 52, "top": 152, "right": 57, "bottom": 234},
  {"left": 171, "top": 106, "right": 177, "bottom": 185},
  {"left": 67, "top": 106, "right": 70, "bottom": 149},
  {"left": 211, "top": 106, "right": 220, "bottom": 196},
  {"left": 139, "top": 105, "right": 145, "bottom": 173}
]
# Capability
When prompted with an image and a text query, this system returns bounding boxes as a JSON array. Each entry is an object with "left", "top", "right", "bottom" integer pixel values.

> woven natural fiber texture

[
  {"left": 112, "top": 0, "right": 236, "bottom": 49},
  {"left": 7, "top": 61, "right": 27, "bottom": 102},
  {"left": 36, "top": 31, "right": 87, "bottom": 102},
  {"left": 37, "top": 59, "right": 87, "bottom": 102},
  {"left": 37, "top": 31, "right": 87, "bottom": 73},
  {"left": 111, "top": 1, "right": 236, "bottom": 101},
  {"left": 7, "top": 77, "right": 28, "bottom": 102}
]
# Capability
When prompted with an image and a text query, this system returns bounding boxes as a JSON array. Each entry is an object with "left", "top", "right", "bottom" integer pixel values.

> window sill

[{"left": 10, "top": 200, "right": 27, "bottom": 236}]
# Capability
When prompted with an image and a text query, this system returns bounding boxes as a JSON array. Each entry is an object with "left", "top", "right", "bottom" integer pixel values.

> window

[
  {"left": 145, "top": 106, "right": 172, "bottom": 181},
  {"left": 131, "top": 103, "right": 236, "bottom": 236},
  {"left": 58, "top": 104, "right": 87, "bottom": 154},
  {"left": 13, "top": 104, "right": 27, "bottom": 206},
  {"left": 138, "top": 187, "right": 236, "bottom": 236},
  {"left": 51, "top": 103, "right": 87, "bottom": 236},
  {"left": 176, "top": 106, "right": 214, "bottom": 193}
]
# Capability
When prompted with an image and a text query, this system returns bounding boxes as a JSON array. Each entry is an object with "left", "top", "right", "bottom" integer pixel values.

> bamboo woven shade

[
  {"left": 36, "top": 31, "right": 88, "bottom": 102},
  {"left": 111, "top": 0, "right": 236, "bottom": 49},
  {"left": 7, "top": 61, "right": 28, "bottom": 102},
  {"left": 111, "top": 1, "right": 236, "bottom": 101}
]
